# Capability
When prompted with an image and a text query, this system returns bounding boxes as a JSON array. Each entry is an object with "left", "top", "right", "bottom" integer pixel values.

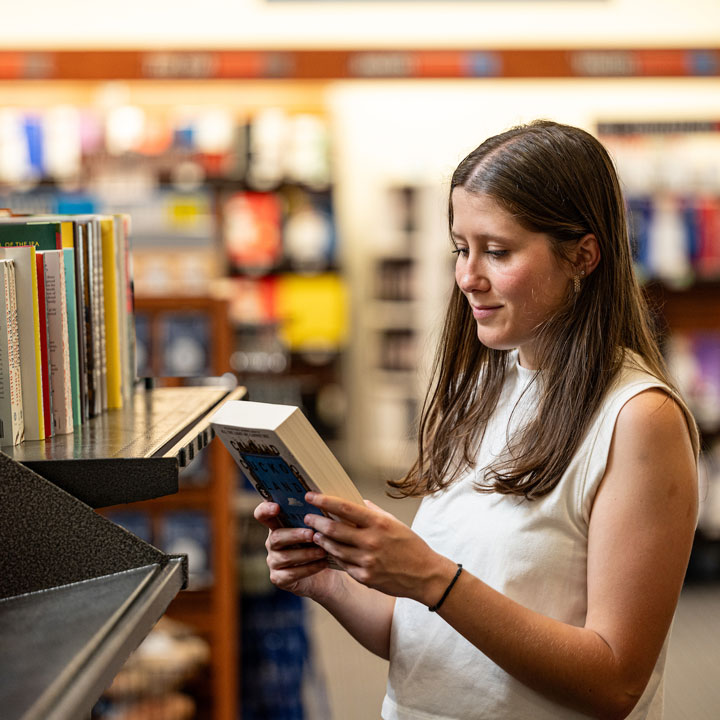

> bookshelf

[
  {"left": 0, "top": 380, "right": 244, "bottom": 720},
  {"left": 347, "top": 183, "right": 450, "bottom": 479},
  {"left": 103, "top": 294, "right": 238, "bottom": 720}
]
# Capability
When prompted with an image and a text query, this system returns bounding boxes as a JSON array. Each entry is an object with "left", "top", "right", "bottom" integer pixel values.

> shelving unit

[
  {"left": 347, "top": 183, "right": 450, "bottom": 478},
  {"left": 104, "top": 294, "right": 239, "bottom": 720},
  {"left": 1, "top": 381, "right": 242, "bottom": 720}
]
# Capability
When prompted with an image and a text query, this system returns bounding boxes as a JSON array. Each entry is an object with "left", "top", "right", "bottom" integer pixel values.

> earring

[{"left": 573, "top": 269, "right": 585, "bottom": 294}]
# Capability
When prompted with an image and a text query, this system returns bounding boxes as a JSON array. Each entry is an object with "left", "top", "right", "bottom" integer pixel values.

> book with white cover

[
  {"left": 0, "top": 245, "right": 44, "bottom": 440},
  {"left": 0, "top": 259, "right": 24, "bottom": 445},
  {"left": 210, "top": 400, "right": 363, "bottom": 531},
  {"left": 41, "top": 250, "right": 74, "bottom": 435}
]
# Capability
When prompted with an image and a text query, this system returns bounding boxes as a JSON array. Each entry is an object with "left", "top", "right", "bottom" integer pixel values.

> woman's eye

[
  {"left": 451, "top": 247, "right": 469, "bottom": 257},
  {"left": 485, "top": 250, "right": 508, "bottom": 258}
]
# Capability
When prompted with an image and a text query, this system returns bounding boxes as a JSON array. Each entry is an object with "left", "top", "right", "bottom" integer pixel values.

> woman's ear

[{"left": 573, "top": 233, "right": 600, "bottom": 277}]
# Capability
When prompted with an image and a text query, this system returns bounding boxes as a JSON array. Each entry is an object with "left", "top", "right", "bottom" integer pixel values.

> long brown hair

[{"left": 390, "top": 120, "right": 678, "bottom": 500}]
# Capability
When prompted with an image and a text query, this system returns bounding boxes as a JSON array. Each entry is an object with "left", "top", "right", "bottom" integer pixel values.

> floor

[{"left": 306, "top": 482, "right": 720, "bottom": 720}]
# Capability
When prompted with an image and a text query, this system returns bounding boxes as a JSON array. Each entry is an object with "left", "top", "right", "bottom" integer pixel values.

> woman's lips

[{"left": 471, "top": 305, "right": 502, "bottom": 319}]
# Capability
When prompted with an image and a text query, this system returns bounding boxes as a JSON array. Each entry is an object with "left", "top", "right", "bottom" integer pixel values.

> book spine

[
  {"left": 0, "top": 260, "right": 17, "bottom": 446},
  {"left": 112, "top": 216, "right": 129, "bottom": 402},
  {"left": 0, "top": 246, "right": 44, "bottom": 440},
  {"left": 6, "top": 258, "right": 24, "bottom": 445},
  {"left": 43, "top": 250, "right": 73, "bottom": 435},
  {"left": 60, "top": 221, "right": 74, "bottom": 249},
  {"left": 91, "top": 220, "right": 105, "bottom": 415},
  {"left": 82, "top": 221, "right": 98, "bottom": 418},
  {"left": 63, "top": 248, "right": 82, "bottom": 426},
  {"left": 29, "top": 244, "right": 45, "bottom": 440},
  {"left": 35, "top": 252, "right": 54, "bottom": 437},
  {"left": 92, "top": 220, "right": 107, "bottom": 412},
  {"left": 121, "top": 215, "right": 137, "bottom": 399},
  {"left": 101, "top": 218, "right": 122, "bottom": 408},
  {"left": 74, "top": 223, "right": 89, "bottom": 423}
]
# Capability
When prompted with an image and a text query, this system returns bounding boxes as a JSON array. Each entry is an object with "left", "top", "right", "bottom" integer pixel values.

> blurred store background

[{"left": 2, "top": 0, "right": 719, "bottom": 718}]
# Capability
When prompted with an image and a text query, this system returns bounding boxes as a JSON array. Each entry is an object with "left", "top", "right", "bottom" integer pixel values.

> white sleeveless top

[{"left": 382, "top": 352, "right": 697, "bottom": 720}]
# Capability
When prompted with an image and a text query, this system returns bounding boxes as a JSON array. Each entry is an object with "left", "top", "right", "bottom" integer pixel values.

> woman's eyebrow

[{"left": 451, "top": 231, "right": 514, "bottom": 244}]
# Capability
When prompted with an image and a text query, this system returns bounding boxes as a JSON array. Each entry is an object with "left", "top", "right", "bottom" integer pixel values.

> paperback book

[
  {"left": 0, "top": 259, "right": 24, "bottom": 446},
  {"left": 210, "top": 400, "right": 363, "bottom": 549},
  {"left": 0, "top": 244, "right": 45, "bottom": 440}
]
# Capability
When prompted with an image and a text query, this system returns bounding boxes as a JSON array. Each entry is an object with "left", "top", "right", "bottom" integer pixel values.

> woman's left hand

[{"left": 303, "top": 492, "right": 457, "bottom": 606}]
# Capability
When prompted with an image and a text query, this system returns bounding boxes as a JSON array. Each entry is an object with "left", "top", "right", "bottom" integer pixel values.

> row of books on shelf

[
  {"left": 0, "top": 211, "right": 134, "bottom": 446},
  {"left": 666, "top": 330, "right": 720, "bottom": 434},
  {"left": 0, "top": 105, "right": 332, "bottom": 191},
  {"left": 629, "top": 193, "right": 720, "bottom": 285}
]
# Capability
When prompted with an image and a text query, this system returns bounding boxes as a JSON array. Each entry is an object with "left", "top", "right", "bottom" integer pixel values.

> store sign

[{"left": 0, "top": 49, "right": 716, "bottom": 80}]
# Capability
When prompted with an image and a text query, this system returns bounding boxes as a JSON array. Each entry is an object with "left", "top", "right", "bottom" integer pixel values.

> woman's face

[{"left": 451, "top": 188, "right": 572, "bottom": 369}]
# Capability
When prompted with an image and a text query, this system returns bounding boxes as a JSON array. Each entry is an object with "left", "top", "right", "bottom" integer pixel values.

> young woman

[{"left": 254, "top": 120, "right": 699, "bottom": 719}]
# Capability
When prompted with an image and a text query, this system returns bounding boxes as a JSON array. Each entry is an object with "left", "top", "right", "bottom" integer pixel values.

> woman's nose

[{"left": 458, "top": 267, "right": 490, "bottom": 293}]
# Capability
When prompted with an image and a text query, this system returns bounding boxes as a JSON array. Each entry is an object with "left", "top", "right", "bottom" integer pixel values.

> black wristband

[{"left": 428, "top": 563, "right": 463, "bottom": 612}]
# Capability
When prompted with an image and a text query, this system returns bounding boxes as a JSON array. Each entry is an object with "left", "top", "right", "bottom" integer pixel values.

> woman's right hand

[{"left": 253, "top": 501, "right": 342, "bottom": 600}]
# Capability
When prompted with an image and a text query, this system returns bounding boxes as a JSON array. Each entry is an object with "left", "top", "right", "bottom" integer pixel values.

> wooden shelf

[{"left": 645, "top": 282, "right": 720, "bottom": 333}]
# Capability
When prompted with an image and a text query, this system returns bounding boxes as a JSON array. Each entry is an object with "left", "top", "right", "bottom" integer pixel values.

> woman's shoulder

[{"left": 611, "top": 349, "right": 699, "bottom": 460}]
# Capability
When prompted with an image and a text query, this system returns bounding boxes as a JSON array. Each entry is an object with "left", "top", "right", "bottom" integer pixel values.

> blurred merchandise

[
  {"left": 93, "top": 617, "right": 210, "bottom": 720},
  {"left": 666, "top": 331, "right": 720, "bottom": 433},
  {"left": 240, "top": 589, "right": 318, "bottom": 720},
  {"left": 231, "top": 324, "right": 288, "bottom": 375},
  {"left": 247, "top": 108, "right": 289, "bottom": 191},
  {"left": 158, "top": 511, "right": 213, "bottom": 590},
  {"left": 226, "top": 275, "right": 278, "bottom": 327},
  {"left": 283, "top": 187, "right": 336, "bottom": 271},
  {"left": 133, "top": 248, "right": 219, "bottom": 297},
  {"left": 224, "top": 191, "right": 283, "bottom": 273},
  {"left": 599, "top": 123, "right": 720, "bottom": 286},
  {"left": 375, "top": 257, "right": 416, "bottom": 302},
  {"left": 159, "top": 313, "right": 211, "bottom": 377},
  {"left": 276, "top": 272, "right": 348, "bottom": 353},
  {"left": 378, "top": 329, "right": 417, "bottom": 372}
]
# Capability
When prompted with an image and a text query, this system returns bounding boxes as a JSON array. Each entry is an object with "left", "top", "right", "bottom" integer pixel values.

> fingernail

[{"left": 306, "top": 492, "right": 317, "bottom": 502}]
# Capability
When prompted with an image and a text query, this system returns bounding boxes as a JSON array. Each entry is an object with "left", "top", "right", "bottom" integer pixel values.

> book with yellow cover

[
  {"left": 276, "top": 273, "right": 348, "bottom": 352},
  {"left": 100, "top": 217, "right": 122, "bottom": 409}
]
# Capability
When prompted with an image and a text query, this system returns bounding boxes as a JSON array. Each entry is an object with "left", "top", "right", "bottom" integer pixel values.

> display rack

[{"left": 0, "top": 381, "right": 243, "bottom": 720}]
